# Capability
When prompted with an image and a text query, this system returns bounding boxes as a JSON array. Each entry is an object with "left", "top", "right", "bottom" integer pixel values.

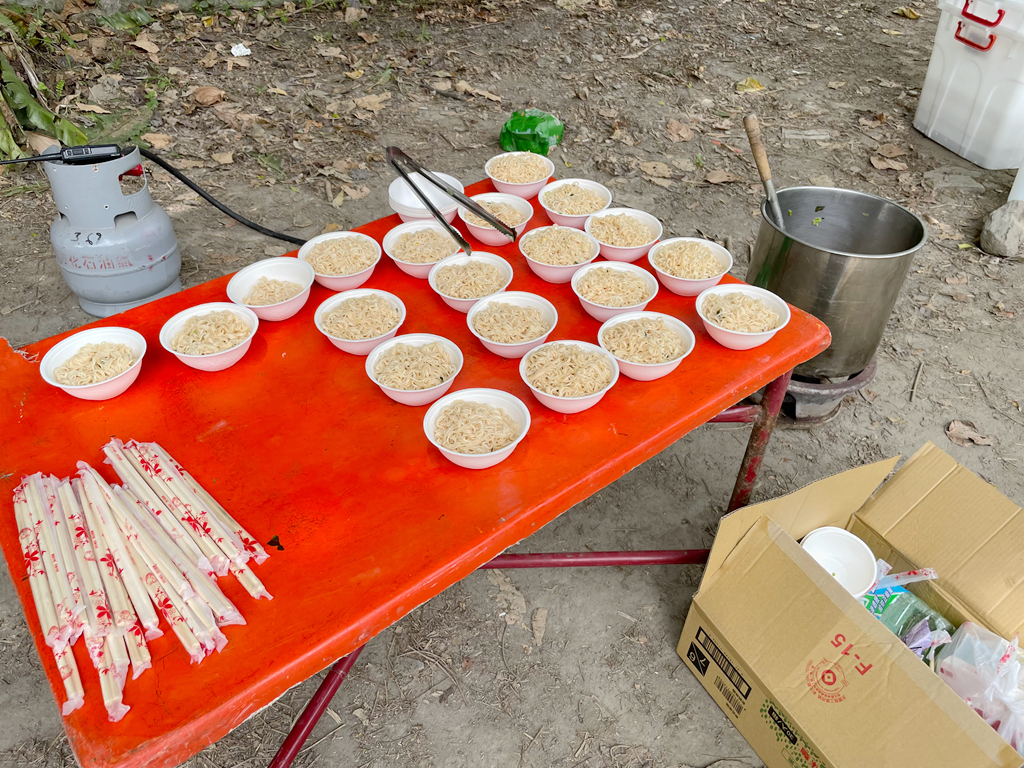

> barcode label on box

[
  {"left": 715, "top": 675, "right": 744, "bottom": 716},
  {"left": 697, "top": 627, "right": 751, "bottom": 699}
]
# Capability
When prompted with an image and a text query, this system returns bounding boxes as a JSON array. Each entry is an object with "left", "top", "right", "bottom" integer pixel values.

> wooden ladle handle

[{"left": 744, "top": 113, "right": 773, "bottom": 184}]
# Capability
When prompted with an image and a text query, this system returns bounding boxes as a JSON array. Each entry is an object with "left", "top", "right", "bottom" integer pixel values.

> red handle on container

[
  {"left": 955, "top": 21, "right": 997, "bottom": 49},
  {"left": 961, "top": 0, "right": 1005, "bottom": 26}
]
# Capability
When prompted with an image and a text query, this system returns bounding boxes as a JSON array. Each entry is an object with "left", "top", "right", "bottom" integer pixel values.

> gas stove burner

[{"left": 783, "top": 356, "right": 877, "bottom": 425}]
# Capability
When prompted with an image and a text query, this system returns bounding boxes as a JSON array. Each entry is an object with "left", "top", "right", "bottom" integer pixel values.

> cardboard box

[{"left": 677, "top": 443, "right": 1024, "bottom": 768}]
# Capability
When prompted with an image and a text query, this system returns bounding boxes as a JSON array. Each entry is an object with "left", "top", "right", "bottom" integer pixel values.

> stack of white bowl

[{"left": 388, "top": 172, "right": 464, "bottom": 223}]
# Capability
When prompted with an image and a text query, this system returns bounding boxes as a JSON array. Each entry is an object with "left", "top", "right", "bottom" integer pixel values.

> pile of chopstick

[{"left": 11, "top": 439, "right": 271, "bottom": 722}]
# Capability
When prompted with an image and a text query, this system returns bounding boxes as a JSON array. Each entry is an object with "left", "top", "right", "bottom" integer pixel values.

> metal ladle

[{"left": 744, "top": 113, "right": 785, "bottom": 231}]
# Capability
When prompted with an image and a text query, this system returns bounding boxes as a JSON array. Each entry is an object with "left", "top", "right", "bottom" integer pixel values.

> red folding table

[{"left": 0, "top": 179, "right": 829, "bottom": 768}]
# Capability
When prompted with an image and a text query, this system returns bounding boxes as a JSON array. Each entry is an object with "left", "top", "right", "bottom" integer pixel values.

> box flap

[
  {"left": 701, "top": 456, "right": 898, "bottom": 588},
  {"left": 697, "top": 515, "right": 1021, "bottom": 768},
  {"left": 856, "top": 443, "right": 1024, "bottom": 639}
]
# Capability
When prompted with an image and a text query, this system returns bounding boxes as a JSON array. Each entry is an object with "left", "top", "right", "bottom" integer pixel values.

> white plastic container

[
  {"left": 314, "top": 289, "right": 406, "bottom": 355},
  {"left": 597, "top": 312, "right": 695, "bottom": 381},
  {"left": 800, "top": 526, "right": 877, "bottom": 599},
  {"left": 915, "top": 0, "right": 1024, "bottom": 169},
  {"left": 423, "top": 388, "right": 532, "bottom": 469},
  {"left": 571, "top": 262, "right": 659, "bottom": 322},
  {"left": 519, "top": 340, "right": 619, "bottom": 414},
  {"left": 39, "top": 327, "right": 147, "bottom": 401},
  {"left": 428, "top": 252, "right": 514, "bottom": 313},
  {"left": 466, "top": 291, "right": 558, "bottom": 358},
  {"left": 458, "top": 193, "right": 533, "bottom": 247},
  {"left": 365, "top": 333, "right": 464, "bottom": 406},
  {"left": 584, "top": 208, "right": 662, "bottom": 262},
  {"left": 519, "top": 225, "right": 601, "bottom": 284},
  {"left": 388, "top": 172, "right": 462, "bottom": 220},
  {"left": 298, "top": 232, "right": 382, "bottom": 291},
  {"left": 225, "top": 257, "right": 315, "bottom": 321},
  {"left": 538, "top": 178, "right": 612, "bottom": 229},
  {"left": 382, "top": 221, "right": 461, "bottom": 279},
  {"left": 695, "top": 284, "right": 791, "bottom": 351},
  {"left": 648, "top": 238, "right": 732, "bottom": 297},
  {"left": 485, "top": 152, "right": 555, "bottom": 199},
  {"left": 160, "top": 302, "right": 259, "bottom": 372}
]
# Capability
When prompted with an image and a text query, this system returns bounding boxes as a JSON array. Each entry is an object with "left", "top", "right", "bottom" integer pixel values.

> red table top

[{"left": 0, "top": 179, "right": 829, "bottom": 768}]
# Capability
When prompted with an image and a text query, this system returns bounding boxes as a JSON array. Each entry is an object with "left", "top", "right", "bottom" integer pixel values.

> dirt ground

[{"left": 1, "top": 0, "right": 1023, "bottom": 765}]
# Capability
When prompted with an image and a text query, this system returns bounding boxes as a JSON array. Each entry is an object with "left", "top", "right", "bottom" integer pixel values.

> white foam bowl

[
  {"left": 801, "top": 526, "right": 877, "bottom": 599},
  {"left": 314, "top": 289, "right": 406, "bottom": 355},
  {"left": 695, "top": 284, "right": 791, "bottom": 351},
  {"left": 388, "top": 172, "right": 462, "bottom": 218},
  {"left": 538, "top": 178, "right": 612, "bottom": 229},
  {"left": 457, "top": 193, "right": 533, "bottom": 247},
  {"left": 39, "top": 327, "right": 146, "bottom": 401},
  {"left": 584, "top": 207, "right": 662, "bottom": 262},
  {"left": 519, "top": 225, "right": 600, "bottom": 284},
  {"left": 519, "top": 340, "right": 620, "bottom": 414},
  {"left": 648, "top": 238, "right": 733, "bottom": 297},
  {"left": 423, "top": 388, "right": 532, "bottom": 469},
  {"left": 382, "top": 220, "right": 462, "bottom": 279},
  {"left": 298, "top": 231, "right": 382, "bottom": 291},
  {"left": 598, "top": 311, "right": 696, "bottom": 382},
  {"left": 428, "top": 252, "right": 514, "bottom": 313},
  {"left": 484, "top": 152, "right": 555, "bottom": 199},
  {"left": 365, "top": 333, "right": 464, "bottom": 406},
  {"left": 466, "top": 291, "right": 558, "bottom": 359},
  {"left": 160, "top": 302, "right": 259, "bottom": 372},
  {"left": 393, "top": 208, "right": 458, "bottom": 224},
  {"left": 570, "top": 261, "right": 659, "bottom": 322},
  {"left": 225, "top": 257, "right": 315, "bottom": 321}
]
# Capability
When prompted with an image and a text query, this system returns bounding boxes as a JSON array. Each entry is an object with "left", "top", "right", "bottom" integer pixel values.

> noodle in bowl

[
  {"left": 428, "top": 253, "right": 514, "bottom": 313},
  {"left": 382, "top": 221, "right": 461, "bottom": 279},
  {"left": 648, "top": 238, "right": 731, "bottom": 297},
  {"left": 423, "top": 389, "right": 531, "bottom": 469},
  {"left": 519, "top": 340, "right": 619, "bottom": 414},
  {"left": 466, "top": 291, "right": 558, "bottom": 358},
  {"left": 485, "top": 152, "right": 555, "bottom": 198},
  {"left": 365, "top": 334, "right": 464, "bottom": 406},
  {"left": 315, "top": 289, "right": 406, "bottom": 355},
  {"left": 160, "top": 303, "right": 259, "bottom": 372},
  {"left": 458, "top": 193, "right": 532, "bottom": 247},
  {"left": 571, "top": 262, "right": 659, "bottom": 322},
  {"left": 695, "top": 285, "right": 790, "bottom": 351},
  {"left": 226, "top": 257, "right": 315, "bottom": 321},
  {"left": 584, "top": 207, "right": 662, "bottom": 262},
  {"left": 598, "top": 311, "right": 695, "bottom": 381},
  {"left": 40, "top": 327, "right": 146, "bottom": 400},
  {"left": 298, "top": 231, "right": 381, "bottom": 291}
]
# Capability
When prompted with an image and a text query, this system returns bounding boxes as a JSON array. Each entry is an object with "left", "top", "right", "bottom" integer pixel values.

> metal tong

[{"left": 386, "top": 146, "right": 517, "bottom": 256}]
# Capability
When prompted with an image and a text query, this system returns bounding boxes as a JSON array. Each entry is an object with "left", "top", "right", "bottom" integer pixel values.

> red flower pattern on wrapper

[
  {"left": 74, "top": 525, "right": 89, "bottom": 546},
  {"left": 241, "top": 537, "right": 259, "bottom": 556},
  {"left": 100, "top": 550, "right": 118, "bottom": 577},
  {"left": 23, "top": 546, "right": 41, "bottom": 574},
  {"left": 127, "top": 623, "right": 144, "bottom": 639}
]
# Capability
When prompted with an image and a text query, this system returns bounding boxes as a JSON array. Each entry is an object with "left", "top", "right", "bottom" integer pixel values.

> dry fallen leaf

[
  {"left": 640, "top": 161, "right": 672, "bottom": 178},
  {"left": 870, "top": 156, "right": 908, "bottom": 171},
  {"left": 130, "top": 34, "right": 160, "bottom": 54},
  {"left": 141, "top": 132, "right": 171, "bottom": 149},
  {"left": 341, "top": 184, "right": 371, "bottom": 200},
  {"left": 194, "top": 86, "right": 226, "bottom": 106},
  {"left": 672, "top": 157, "right": 696, "bottom": 172},
  {"left": 357, "top": 31, "right": 380, "bottom": 44},
  {"left": 76, "top": 103, "right": 111, "bottom": 114},
  {"left": 475, "top": 89, "right": 502, "bottom": 102},
  {"left": 25, "top": 132, "right": 60, "bottom": 154},
  {"left": 667, "top": 118, "right": 694, "bottom": 142},
  {"left": 945, "top": 420, "right": 992, "bottom": 447},
  {"left": 532, "top": 608, "right": 548, "bottom": 647},
  {"left": 212, "top": 152, "right": 234, "bottom": 165},
  {"left": 877, "top": 143, "right": 907, "bottom": 158},
  {"left": 344, "top": 70, "right": 364, "bottom": 80},
  {"left": 646, "top": 177, "right": 674, "bottom": 189},
  {"left": 705, "top": 169, "right": 744, "bottom": 184},
  {"left": 353, "top": 92, "right": 390, "bottom": 113},
  {"left": 882, "top": 28, "right": 904, "bottom": 35},
  {"left": 893, "top": 6, "right": 921, "bottom": 18},
  {"left": 599, "top": 107, "right": 618, "bottom": 118},
  {"left": 735, "top": 77, "right": 764, "bottom": 93},
  {"left": 268, "top": 87, "right": 289, "bottom": 96},
  {"left": 318, "top": 47, "right": 345, "bottom": 59},
  {"left": 65, "top": 47, "right": 94, "bottom": 65},
  {"left": 828, "top": 81, "right": 846, "bottom": 89},
  {"left": 345, "top": 7, "right": 368, "bottom": 22},
  {"left": 430, "top": 79, "right": 451, "bottom": 91},
  {"left": 199, "top": 50, "right": 219, "bottom": 68}
]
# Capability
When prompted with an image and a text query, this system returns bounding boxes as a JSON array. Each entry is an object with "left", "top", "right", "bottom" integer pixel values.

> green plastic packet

[{"left": 499, "top": 109, "right": 564, "bottom": 156}]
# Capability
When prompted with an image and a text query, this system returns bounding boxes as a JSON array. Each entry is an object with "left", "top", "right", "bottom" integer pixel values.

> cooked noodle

[
  {"left": 701, "top": 293, "right": 781, "bottom": 333},
  {"left": 524, "top": 343, "right": 613, "bottom": 398},
  {"left": 541, "top": 182, "right": 607, "bottom": 216},
  {"left": 54, "top": 342, "right": 137, "bottom": 386},
  {"left": 393, "top": 229, "right": 458, "bottom": 264},
  {"left": 243, "top": 276, "right": 304, "bottom": 306},
  {"left": 588, "top": 213, "right": 653, "bottom": 247},
  {"left": 172, "top": 310, "right": 252, "bottom": 356},
  {"left": 374, "top": 342, "right": 456, "bottom": 390},
  {"left": 435, "top": 260, "right": 506, "bottom": 299},
  {"left": 305, "top": 236, "right": 378, "bottom": 276},
  {"left": 576, "top": 267, "right": 651, "bottom": 307},
  {"left": 488, "top": 153, "right": 551, "bottom": 184},
  {"left": 472, "top": 302, "right": 551, "bottom": 344},
  {"left": 322, "top": 296, "right": 401, "bottom": 340},
  {"left": 434, "top": 400, "right": 520, "bottom": 454},
  {"left": 464, "top": 201, "right": 528, "bottom": 229},
  {"left": 651, "top": 241, "right": 724, "bottom": 280},
  {"left": 602, "top": 318, "right": 687, "bottom": 364},
  {"left": 520, "top": 226, "right": 593, "bottom": 266}
]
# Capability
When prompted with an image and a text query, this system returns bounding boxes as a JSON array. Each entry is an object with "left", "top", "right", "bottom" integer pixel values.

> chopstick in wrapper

[
  {"left": 22, "top": 478, "right": 75, "bottom": 648},
  {"left": 96, "top": 637, "right": 130, "bottom": 722},
  {"left": 13, "top": 493, "right": 61, "bottom": 649},
  {"left": 54, "top": 644, "right": 85, "bottom": 715},
  {"left": 132, "top": 543, "right": 204, "bottom": 663},
  {"left": 57, "top": 480, "right": 114, "bottom": 641},
  {"left": 110, "top": 486, "right": 192, "bottom": 601},
  {"left": 124, "top": 622, "right": 151, "bottom": 680},
  {"left": 44, "top": 477, "right": 87, "bottom": 643},
  {"left": 229, "top": 561, "right": 273, "bottom": 601}
]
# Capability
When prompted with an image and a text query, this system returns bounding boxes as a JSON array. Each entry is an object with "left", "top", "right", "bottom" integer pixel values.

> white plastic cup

[
  {"left": 225, "top": 257, "right": 315, "bottom": 321},
  {"left": 423, "top": 388, "right": 532, "bottom": 469},
  {"left": 39, "top": 327, "right": 147, "bottom": 400},
  {"left": 466, "top": 291, "right": 558, "bottom": 358},
  {"left": 801, "top": 526, "right": 877, "bottom": 599},
  {"left": 648, "top": 238, "right": 732, "bottom": 297},
  {"left": 695, "top": 284, "right": 791, "bottom": 351}
]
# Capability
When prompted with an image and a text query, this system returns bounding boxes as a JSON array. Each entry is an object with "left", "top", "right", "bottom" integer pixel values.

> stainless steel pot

[{"left": 747, "top": 187, "right": 927, "bottom": 378}]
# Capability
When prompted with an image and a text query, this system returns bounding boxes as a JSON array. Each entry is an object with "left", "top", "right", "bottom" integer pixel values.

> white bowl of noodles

[
  {"left": 519, "top": 225, "right": 600, "bottom": 284},
  {"left": 39, "top": 327, "right": 147, "bottom": 401},
  {"left": 584, "top": 208, "right": 662, "bottom": 262},
  {"left": 695, "top": 284, "right": 791, "bottom": 351},
  {"left": 457, "top": 193, "right": 532, "bottom": 247},
  {"left": 466, "top": 291, "right": 558, "bottom": 359},
  {"left": 519, "top": 340, "right": 619, "bottom": 414},
  {"left": 298, "top": 231, "right": 382, "bottom": 291},
  {"left": 648, "top": 238, "right": 732, "bottom": 297},
  {"left": 382, "top": 221, "right": 461, "bottom": 279},
  {"left": 484, "top": 151, "right": 555, "bottom": 199},
  {"left": 225, "top": 257, "right": 315, "bottom": 321},
  {"left": 570, "top": 262, "right": 659, "bottom": 322},
  {"left": 160, "top": 302, "right": 259, "bottom": 372},
  {"left": 538, "top": 179, "right": 612, "bottom": 229},
  {"left": 423, "top": 388, "right": 531, "bottom": 469},
  {"left": 315, "top": 289, "right": 406, "bottom": 355},
  {"left": 598, "top": 312, "right": 695, "bottom": 381},
  {"left": 428, "top": 252, "right": 514, "bottom": 313},
  {"left": 365, "top": 333, "right": 464, "bottom": 406}
]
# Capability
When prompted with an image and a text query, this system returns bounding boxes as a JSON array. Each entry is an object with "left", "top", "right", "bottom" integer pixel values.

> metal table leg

[{"left": 727, "top": 370, "right": 792, "bottom": 512}]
